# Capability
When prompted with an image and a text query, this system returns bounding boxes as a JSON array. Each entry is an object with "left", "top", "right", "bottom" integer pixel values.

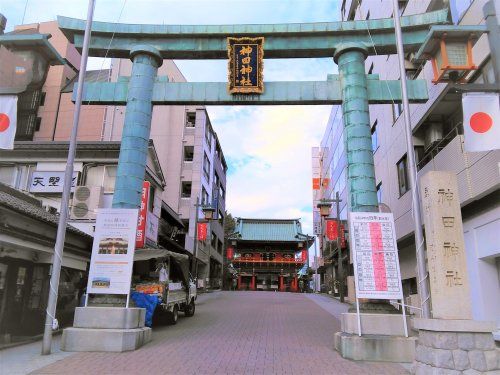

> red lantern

[{"left": 227, "top": 247, "right": 234, "bottom": 260}]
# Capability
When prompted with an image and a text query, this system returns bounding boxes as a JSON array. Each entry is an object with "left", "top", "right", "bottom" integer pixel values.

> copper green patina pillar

[
  {"left": 112, "top": 45, "right": 162, "bottom": 209},
  {"left": 334, "top": 43, "right": 378, "bottom": 213}
]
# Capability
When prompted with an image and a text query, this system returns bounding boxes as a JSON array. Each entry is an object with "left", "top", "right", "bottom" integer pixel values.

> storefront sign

[
  {"left": 136, "top": 181, "right": 150, "bottom": 248},
  {"left": 29, "top": 171, "right": 79, "bottom": 193},
  {"left": 349, "top": 212, "right": 403, "bottom": 300},
  {"left": 197, "top": 221, "right": 208, "bottom": 241},
  {"left": 146, "top": 211, "right": 159, "bottom": 245},
  {"left": 325, "top": 219, "right": 346, "bottom": 247},
  {"left": 87, "top": 208, "right": 138, "bottom": 295},
  {"left": 227, "top": 37, "right": 264, "bottom": 94}
]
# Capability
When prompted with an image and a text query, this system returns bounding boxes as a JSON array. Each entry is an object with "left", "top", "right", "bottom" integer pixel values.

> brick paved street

[{"left": 32, "top": 292, "right": 407, "bottom": 375}]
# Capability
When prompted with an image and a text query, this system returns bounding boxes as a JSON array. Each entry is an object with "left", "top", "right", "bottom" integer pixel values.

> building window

[
  {"left": 39, "top": 92, "right": 46, "bottom": 106},
  {"left": 371, "top": 120, "right": 378, "bottom": 153},
  {"left": 218, "top": 239, "right": 223, "bottom": 254},
  {"left": 148, "top": 184, "right": 155, "bottom": 212},
  {"left": 397, "top": 155, "right": 409, "bottom": 197},
  {"left": 218, "top": 210, "right": 224, "bottom": 225},
  {"left": 181, "top": 181, "right": 192, "bottom": 198},
  {"left": 450, "top": 0, "right": 473, "bottom": 24},
  {"left": 211, "top": 232, "right": 217, "bottom": 249},
  {"left": 376, "top": 182, "right": 383, "bottom": 203},
  {"left": 202, "top": 186, "right": 209, "bottom": 205},
  {"left": 184, "top": 146, "right": 194, "bottom": 162},
  {"left": 220, "top": 185, "right": 226, "bottom": 200},
  {"left": 205, "top": 126, "right": 212, "bottom": 150},
  {"left": 85, "top": 165, "right": 116, "bottom": 193},
  {"left": 35, "top": 117, "right": 42, "bottom": 131},
  {"left": 186, "top": 112, "right": 196, "bottom": 127},
  {"left": 203, "top": 153, "right": 210, "bottom": 182},
  {"left": 392, "top": 103, "right": 402, "bottom": 123}
]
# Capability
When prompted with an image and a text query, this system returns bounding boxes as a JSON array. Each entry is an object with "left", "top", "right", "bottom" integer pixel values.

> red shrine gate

[{"left": 227, "top": 218, "right": 313, "bottom": 292}]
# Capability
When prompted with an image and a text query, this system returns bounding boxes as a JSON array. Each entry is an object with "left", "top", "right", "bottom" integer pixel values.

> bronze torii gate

[{"left": 58, "top": 9, "right": 447, "bottom": 214}]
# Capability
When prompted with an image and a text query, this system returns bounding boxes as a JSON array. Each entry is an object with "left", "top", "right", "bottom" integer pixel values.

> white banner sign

[
  {"left": 29, "top": 171, "right": 79, "bottom": 193},
  {"left": 146, "top": 211, "right": 159, "bottom": 244},
  {"left": 87, "top": 209, "right": 138, "bottom": 295},
  {"left": 0, "top": 95, "right": 17, "bottom": 150},
  {"left": 349, "top": 212, "right": 403, "bottom": 300},
  {"left": 462, "top": 93, "right": 500, "bottom": 152}
]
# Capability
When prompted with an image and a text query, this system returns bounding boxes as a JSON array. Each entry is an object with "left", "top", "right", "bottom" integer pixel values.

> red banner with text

[
  {"left": 136, "top": 181, "right": 150, "bottom": 248},
  {"left": 197, "top": 222, "right": 208, "bottom": 241}
]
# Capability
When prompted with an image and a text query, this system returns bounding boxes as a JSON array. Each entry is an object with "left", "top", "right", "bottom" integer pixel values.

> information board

[
  {"left": 87, "top": 209, "right": 138, "bottom": 295},
  {"left": 349, "top": 212, "right": 403, "bottom": 300}
]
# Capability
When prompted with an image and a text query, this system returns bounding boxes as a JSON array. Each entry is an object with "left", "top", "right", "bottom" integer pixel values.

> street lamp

[
  {"left": 317, "top": 192, "right": 345, "bottom": 302},
  {"left": 192, "top": 197, "right": 218, "bottom": 288}
]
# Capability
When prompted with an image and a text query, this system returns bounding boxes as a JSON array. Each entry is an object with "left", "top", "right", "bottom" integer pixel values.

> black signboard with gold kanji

[{"left": 227, "top": 37, "right": 264, "bottom": 94}]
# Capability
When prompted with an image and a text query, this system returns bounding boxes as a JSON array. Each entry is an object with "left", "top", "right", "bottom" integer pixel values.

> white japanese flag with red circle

[
  {"left": 462, "top": 93, "right": 500, "bottom": 153},
  {"left": 0, "top": 95, "right": 17, "bottom": 150}
]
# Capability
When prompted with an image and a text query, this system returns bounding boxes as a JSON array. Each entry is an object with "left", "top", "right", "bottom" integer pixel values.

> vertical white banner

[
  {"left": 87, "top": 209, "right": 139, "bottom": 295},
  {"left": 0, "top": 95, "right": 18, "bottom": 150}
]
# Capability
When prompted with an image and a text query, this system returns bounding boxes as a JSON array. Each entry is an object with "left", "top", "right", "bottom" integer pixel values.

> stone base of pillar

[
  {"left": 412, "top": 318, "right": 500, "bottom": 374},
  {"left": 335, "top": 311, "right": 417, "bottom": 362},
  {"left": 334, "top": 332, "right": 417, "bottom": 362},
  {"left": 61, "top": 307, "right": 151, "bottom": 352}
]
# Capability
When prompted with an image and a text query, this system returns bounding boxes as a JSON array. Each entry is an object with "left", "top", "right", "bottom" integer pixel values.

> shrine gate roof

[{"left": 230, "top": 218, "right": 311, "bottom": 243}]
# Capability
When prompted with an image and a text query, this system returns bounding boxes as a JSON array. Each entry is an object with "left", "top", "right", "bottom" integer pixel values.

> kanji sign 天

[
  {"left": 227, "top": 37, "right": 264, "bottom": 94},
  {"left": 29, "top": 171, "right": 79, "bottom": 193},
  {"left": 349, "top": 212, "right": 403, "bottom": 300}
]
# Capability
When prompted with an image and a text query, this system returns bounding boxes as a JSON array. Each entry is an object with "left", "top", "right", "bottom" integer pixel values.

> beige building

[{"left": 314, "top": 0, "right": 499, "bottom": 336}]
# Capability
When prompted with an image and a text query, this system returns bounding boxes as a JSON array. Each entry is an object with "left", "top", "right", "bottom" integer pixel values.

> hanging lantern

[{"left": 414, "top": 26, "right": 483, "bottom": 84}]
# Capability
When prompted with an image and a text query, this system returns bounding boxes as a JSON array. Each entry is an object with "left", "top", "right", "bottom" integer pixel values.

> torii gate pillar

[
  {"left": 335, "top": 43, "right": 378, "bottom": 213},
  {"left": 112, "top": 45, "right": 162, "bottom": 209}
]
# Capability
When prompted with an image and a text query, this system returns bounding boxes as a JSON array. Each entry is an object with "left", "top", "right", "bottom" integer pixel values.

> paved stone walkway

[{"left": 32, "top": 291, "right": 407, "bottom": 374}]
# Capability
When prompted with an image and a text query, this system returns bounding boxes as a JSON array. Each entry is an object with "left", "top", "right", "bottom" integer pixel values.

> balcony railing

[{"left": 417, "top": 126, "right": 461, "bottom": 171}]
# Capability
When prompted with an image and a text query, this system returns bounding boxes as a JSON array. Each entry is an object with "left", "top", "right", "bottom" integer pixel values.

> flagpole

[
  {"left": 41, "top": 0, "right": 96, "bottom": 355},
  {"left": 392, "top": 0, "right": 431, "bottom": 319}
]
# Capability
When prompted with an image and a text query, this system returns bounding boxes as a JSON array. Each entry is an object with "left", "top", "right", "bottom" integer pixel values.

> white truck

[{"left": 133, "top": 249, "right": 197, "bottom": 325}]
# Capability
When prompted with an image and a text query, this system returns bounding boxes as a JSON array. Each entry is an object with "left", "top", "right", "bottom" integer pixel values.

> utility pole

[
  {"left": 192, "top": 196, "right": 199, "bottom": 281},
  {"left": 335, "top": 191, "right": 345, "bottom": 303},
  {"left": 313, "top": 235, "right": 319, "bottom": 292},
  {"left": 41, "top": 0, "right": 95, "bottom": 355},
  {"left": 392, "top": 0, "right": 431, "bottom": 318}
]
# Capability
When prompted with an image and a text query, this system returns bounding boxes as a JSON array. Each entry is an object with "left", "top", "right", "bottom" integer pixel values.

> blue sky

[{"left": 1, "top": 0, "right": 340, "bottom": 238}]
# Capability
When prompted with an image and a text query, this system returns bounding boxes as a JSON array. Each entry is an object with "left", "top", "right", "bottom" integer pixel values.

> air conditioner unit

[
  {"left": 70, "top": 186, "right": 103, "bottom": 220},
  {"left": 424, "top": 123, "right": 443, "bottom": 151}
]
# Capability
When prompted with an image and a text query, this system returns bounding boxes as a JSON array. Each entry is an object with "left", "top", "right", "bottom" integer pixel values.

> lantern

[
  {"left": 317, "top": 201, "right": 332, "bottom": 217},
  {"left": 201, "top": 205, "right": 216, "bottom": 220},
  {"left": 414, "top": 26, "right": 483, "bottom": 84}
]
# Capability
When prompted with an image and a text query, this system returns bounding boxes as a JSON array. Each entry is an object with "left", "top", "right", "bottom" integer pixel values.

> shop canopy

[{"left": 134, "top": 248, "right": 190, "bottom": 285}]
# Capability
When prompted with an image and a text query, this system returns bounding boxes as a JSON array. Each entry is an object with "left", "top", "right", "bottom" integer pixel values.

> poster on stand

[
  {"left": 87, "top": 208, "right": 139, "bottom": 295},
  {"left": 349, "top": 212, "right": 403, "bottom": 300}
]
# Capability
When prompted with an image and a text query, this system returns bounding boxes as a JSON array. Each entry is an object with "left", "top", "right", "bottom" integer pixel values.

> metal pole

[
  {"left": 483, "top": 1, "right": 500, "bottom": 87},
  {"left": 336, "top": 192, "right": 345, "bottom": 303},
  {"left": 192, "top": 197, "right": 199, "bottom": 283},
  {"left": 313, "top": 236, "right": 318, "bottom": 292},
  {"left": 41, "top": 0, "right": 95, "bottom": 355},
  {"left": 392, "top": 0, "right": 431, "bottom": 319}
]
